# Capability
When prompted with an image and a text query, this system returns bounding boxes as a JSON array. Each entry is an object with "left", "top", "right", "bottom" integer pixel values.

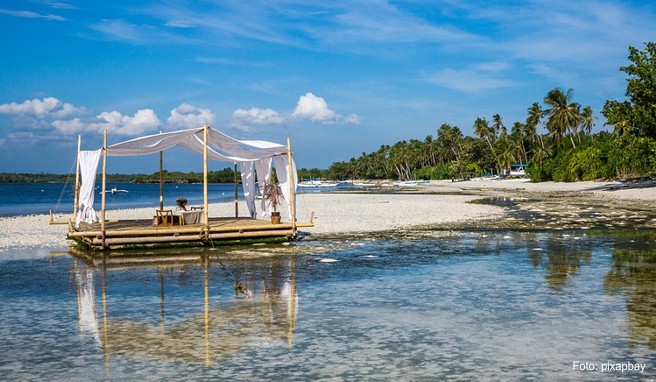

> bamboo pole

[
  {"left": 159, "top": 130, "right": 164, "bottom": 211},
  {"left": 203, "top": 126, "right": 209, "bottom": 234},
  {"left": 91, "top": 229, "right": 294, "bottom": 245},
  {"left": 204, "top": 256, "right": 210, "bottom": 367},
  {"left": 234, "top": 162, "right": 238, "bottom": 217},
  {"left": 286, "top": 137, "right": 296, "bottom": 231},
  {"left": 73, "top": 135, "right": 81, "bottom": 221},
  {"left": 100, "top": 130, "right": 108, "bottom": 246},
  {"left": 68, "top": 221, "right": 314, "bottom": 238}
]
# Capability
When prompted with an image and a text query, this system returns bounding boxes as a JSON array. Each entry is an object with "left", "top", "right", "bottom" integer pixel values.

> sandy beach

[{"left": 1, "top": 178, "right": 655, "bottom": 251}]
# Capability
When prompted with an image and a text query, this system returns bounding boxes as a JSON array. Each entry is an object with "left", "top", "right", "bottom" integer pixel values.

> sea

[
  {"left": 0, "top": 182, "right": 245, "bottom": 217},
  {"left": 0, "top": 183, "right": 655, "bottom": 381}
]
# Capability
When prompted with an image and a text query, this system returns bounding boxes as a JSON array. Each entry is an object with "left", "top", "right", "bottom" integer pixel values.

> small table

[{"left": 179, "top": 210, "right": 202, "bottom": 225}]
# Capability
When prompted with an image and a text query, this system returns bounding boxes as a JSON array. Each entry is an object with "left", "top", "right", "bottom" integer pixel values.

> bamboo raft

[{"left": 68, "top": 215, "right": 314, "bottom": 251}]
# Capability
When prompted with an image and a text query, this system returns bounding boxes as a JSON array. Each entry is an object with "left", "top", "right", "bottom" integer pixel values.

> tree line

[
  {"left": 0, "top": 168, "right": 238, "bottom": 184},
  {"left": 303, "top": 42, "right": 656, "bottom": 182}
]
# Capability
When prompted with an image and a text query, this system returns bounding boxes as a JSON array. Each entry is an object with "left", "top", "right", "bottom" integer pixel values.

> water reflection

[
  {"left": 72, "top": 253, "right": 298, "bottom": 367},
  {"left": 526, "top": 232, "right": 593, "bottom": 290},
  {"left": 604, "top": 230, "right": 656, "bottom": 349}
]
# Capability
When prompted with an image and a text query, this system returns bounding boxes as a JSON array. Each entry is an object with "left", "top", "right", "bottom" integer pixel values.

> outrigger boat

[{"left": 66, "top": 125, "right": 314, "bottom": 252}]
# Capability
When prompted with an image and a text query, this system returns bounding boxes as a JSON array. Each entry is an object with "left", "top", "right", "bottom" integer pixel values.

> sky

[{"left": 1, "top": 0, "right": 655, "bottom": 174}]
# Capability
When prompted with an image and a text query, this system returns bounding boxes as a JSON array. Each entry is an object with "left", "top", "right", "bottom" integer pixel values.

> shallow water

[{"left": 1, "top": 229, "right": 655, "bottom": 381}]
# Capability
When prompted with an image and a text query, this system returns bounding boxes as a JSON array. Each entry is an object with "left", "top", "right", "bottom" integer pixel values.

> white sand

[{"left": 1, "top": 179, "right": 654, "bottom": 251}]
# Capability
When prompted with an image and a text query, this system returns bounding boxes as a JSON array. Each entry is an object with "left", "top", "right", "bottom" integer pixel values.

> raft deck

[{"left": 68, "top": 216, "right": 314, "bottom": 251}]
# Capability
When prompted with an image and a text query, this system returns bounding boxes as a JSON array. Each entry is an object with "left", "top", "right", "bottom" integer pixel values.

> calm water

[
  {"left": 1, "top": 229, "right": 655, "bottom": 381},
  {"left": 0, "top": 182, "right": 245, "bottom": 217},
  {"left": 0, "top": 182, "right": 343, "bottom": 217}
]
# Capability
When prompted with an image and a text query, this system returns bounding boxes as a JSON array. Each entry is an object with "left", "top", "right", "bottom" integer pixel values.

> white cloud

[
  {"left": 426, "top": 62, "right": 515, "bottom": 93},
  {"left": 0, "top": 9, "right": 65, "bottom": 21},
  {"left": 0, "top": 97, "right": 83, "bottom": 119},
  {"left": 233, "top": 107, "right": 285, "bottom": 125},
  {"left": 167, "top": 103, "right": 215, "bottom": 129},
  {"left": 232, "top": 92, "right": 361, "bottom": 129},
  {"left": 292, "top": 93, "right": 337, "bottom": 122},
  {"left": 53, "top": 109, "right": 160, "bottom": 135},
  {"left": 292, "top": 92, "right": 361, "bottom": 124}
]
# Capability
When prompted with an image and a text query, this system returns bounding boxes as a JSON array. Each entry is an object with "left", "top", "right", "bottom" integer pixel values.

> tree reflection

[
  {"left": 528, "top": 232, "right": 593, "bottom": 290},
  {"left": 604, "top": 230, "right": 656, "bottom": 349}
]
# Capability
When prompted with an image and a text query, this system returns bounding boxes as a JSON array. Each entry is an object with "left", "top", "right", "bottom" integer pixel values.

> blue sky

[{"left": 1, "top": 0, "right": 655, "bottom": 174}]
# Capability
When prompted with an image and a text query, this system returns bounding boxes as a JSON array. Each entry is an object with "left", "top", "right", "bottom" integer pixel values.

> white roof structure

[
  {"left": 75, "top": 126, "right": 298, "bottom": 229},
  {"left": 106, "top": 126, "right": 289, "bottom": 161}
]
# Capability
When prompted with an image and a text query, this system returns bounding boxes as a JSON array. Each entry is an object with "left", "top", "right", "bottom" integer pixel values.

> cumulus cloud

[
  {"left": 232, "top": 92, "right": 361, "bottom": 129},
  {"left": 167, "top": 103, "right": 215, "bottom": 129},
  {"left": 291, "top": 93, "right": 336, "bottom": 122},
  {"left": 0, "top": 97, "right": 85, "bottom": 129},
  {"left": 233, "top": 107, "right": 285, "bottom": 125},
  {"left": 0, "top": 97, "right": 84, "bottom": 119},
  {"left": 53, "top": 109, "right": 160, "bottom": 135}
]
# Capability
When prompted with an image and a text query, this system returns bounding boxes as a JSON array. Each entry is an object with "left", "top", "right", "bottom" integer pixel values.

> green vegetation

[
  {"left": 0, "top": 168, "right": 238, "bottom": 183},
  {"left": 4, "top": 42, "right": 656, "bottom": 184},
  {"left": 311, "top": 42, "right": 656, "bottom": 182}
]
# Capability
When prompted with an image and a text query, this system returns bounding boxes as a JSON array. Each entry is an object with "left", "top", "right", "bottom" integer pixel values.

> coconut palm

[
  {"left": 494, "top": 136, "right": 517, "bottom": 175},
  {"left": 474, "top": 117, "right": 494, "bottom": 150},
  {"left": 580, "top": 105, "right": 595, "bottom": 140},
  {"left": 492, "top": 114, "right": 507, "bottom": 138},
  {"left": 543, "top": 88, "right": 581, "bottom": 148}
]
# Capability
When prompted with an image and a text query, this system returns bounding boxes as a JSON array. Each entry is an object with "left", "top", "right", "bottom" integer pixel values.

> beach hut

[{"left": 67, "top": 125, "right": 313, "bottom": 251}]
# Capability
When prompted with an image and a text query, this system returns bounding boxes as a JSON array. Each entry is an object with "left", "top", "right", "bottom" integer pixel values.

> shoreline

[{"left": 1, "top": 179, "right": 655, "bottom": 251}]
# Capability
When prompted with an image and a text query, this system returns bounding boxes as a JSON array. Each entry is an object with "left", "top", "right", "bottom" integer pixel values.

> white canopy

[{"left": 75, "top": 126, "right": 297, "bottom": 227}]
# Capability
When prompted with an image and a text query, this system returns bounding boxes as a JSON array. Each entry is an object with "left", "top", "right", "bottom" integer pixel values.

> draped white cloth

[
  {"left": 239, "top": 161, "right": 256, "bottom": 218},
  {"left": 75, "top": 149, "right": 101, "bottom": 228},
  {"left": 255, "top": 158, "right": 273, "bottom": 217},
  {"left": 106, "top": 127, "right": 287, "bottom": 161},
  {"left": 273, "top": 155, "right": 297, "bottom": 221},
  {"left": 76, "top": 127, "right": 297, "bottom": 222}
]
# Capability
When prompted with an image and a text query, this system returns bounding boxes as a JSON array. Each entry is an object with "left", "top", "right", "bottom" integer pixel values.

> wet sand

[{"left": 1, "top": 179, "right": 655, "bottom": 250}]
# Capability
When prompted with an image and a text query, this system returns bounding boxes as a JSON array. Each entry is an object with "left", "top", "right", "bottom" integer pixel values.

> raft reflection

[{"left": 72, "top": 253, "right": 298, "bottom": 367}]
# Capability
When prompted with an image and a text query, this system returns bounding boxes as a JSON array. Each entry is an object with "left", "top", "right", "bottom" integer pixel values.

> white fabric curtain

[
  {"left": 255, "top": 158, "right": 273, "bottom": 217},
  {"left": 75, "top": 149, "right": 101, "bottom": 228},
  {"left": 272, "top": 155, "right": 298, "bottom": 221},
  {"left": 240, "top": 161, "right": 256, "bottom": 218}
]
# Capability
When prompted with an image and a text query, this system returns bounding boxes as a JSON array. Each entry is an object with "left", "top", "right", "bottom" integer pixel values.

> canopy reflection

[{"left": 72, "top": 252, "right": 298, "bottom": 368}]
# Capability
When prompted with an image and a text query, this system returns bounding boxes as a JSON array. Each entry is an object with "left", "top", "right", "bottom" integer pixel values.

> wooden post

[
  {"left": 73, "top": 135, "right": 81, "bottom": 221},
  {"left": 203, "top": 126, "right": 209, "bottom": 234},
  {"left": 159, "top": 130, "right": 164, "bottom": 211},
  {"left": 234, "top": 162, "right": 238, "bottom": 217},
  {"left": 286, "top": 137, "right": 296, "bottom": 231},
  {"left": 100, "top": 130, "right": 108, "bottom": 247}
]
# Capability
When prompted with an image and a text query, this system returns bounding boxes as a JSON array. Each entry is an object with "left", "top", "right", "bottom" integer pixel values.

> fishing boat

[
  {"left": 66, "top": 125, "right": 314, "bottom": 253},
  {"left": 102, "top": 187, "right": 129, "bottom": 194},
  {"left": 297, "top": 180, "right": 340, "bottom": 188}
]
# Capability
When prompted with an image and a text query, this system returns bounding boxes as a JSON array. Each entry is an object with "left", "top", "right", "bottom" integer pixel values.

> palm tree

[
  {"left": 511, "top": 121, "right": 529, "bottom": 165},
  {"left": 579, "top": 105, "right": 595, "bottom": 141},
  {"left": 492, "top": 114, "right": 507, "bottom": 138},
  {"left": 474, "top": 117, "right": 494, "bottom": 150},
  {"left": 543, "top": 88, "right": 581, "bottom": 148},
  {"left": 494, "top": 136, "right": 517, "bottom": 175},
  {"left": 526, "top": 102, "right": 546, "bottom": 156}
]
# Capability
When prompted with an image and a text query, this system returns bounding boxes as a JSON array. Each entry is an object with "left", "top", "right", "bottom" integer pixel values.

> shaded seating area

[{"left": 68, "top": 125, "right": 311, "bottom": 251}]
